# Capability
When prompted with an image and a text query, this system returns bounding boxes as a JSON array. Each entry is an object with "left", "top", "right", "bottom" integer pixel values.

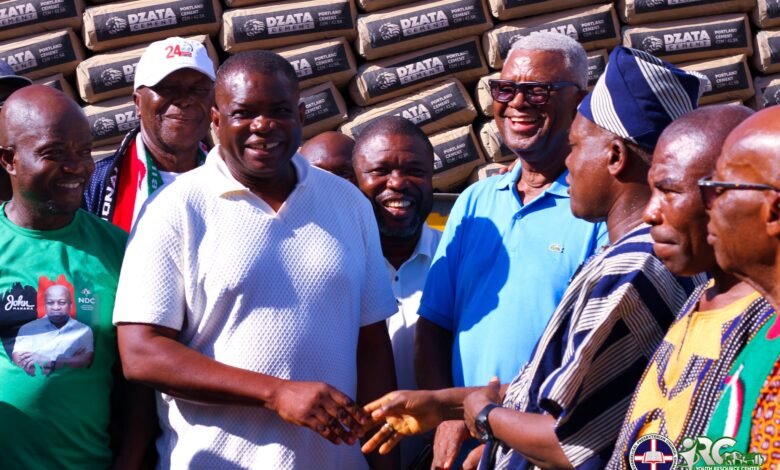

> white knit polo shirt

[{"left": 113, "top": 148, "right": 397, "bottom": 469}]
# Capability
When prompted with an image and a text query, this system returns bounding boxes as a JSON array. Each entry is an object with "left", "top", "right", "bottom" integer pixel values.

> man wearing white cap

[{"left": 83, "top": 37, "right": 216, "bottom": 232}]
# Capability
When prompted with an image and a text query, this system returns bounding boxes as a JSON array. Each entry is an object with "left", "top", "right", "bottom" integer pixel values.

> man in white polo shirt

[{"left": 112, "top": 51, "right": 399, "bottom": 469}]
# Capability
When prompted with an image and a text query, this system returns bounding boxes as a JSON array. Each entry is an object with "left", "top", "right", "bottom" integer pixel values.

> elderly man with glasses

[{"left": 412, "top": 32, "right": 607, "bottom": 468}]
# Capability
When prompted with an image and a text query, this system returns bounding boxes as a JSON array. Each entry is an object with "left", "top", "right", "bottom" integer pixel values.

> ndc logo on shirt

[
  {"left": 78, "top": 288, "right": 96, "bottom": 312},
  {"left": 0, "top": 3, "right": 37, "bottom": 27}
]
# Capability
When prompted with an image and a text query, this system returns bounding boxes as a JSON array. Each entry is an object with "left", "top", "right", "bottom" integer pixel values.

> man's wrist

[{"left": 475, "top": 403, "right": 500, "bottom": 442}]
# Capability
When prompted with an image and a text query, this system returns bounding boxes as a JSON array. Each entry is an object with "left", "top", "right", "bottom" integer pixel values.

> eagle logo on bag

[
  {"left": 100, "top": 68, "right": 124, "bottom": 87},
  {"left": 375, "top": 72, "right": 398, "bottom": 90},
  {"left": 92, "top": 117, "right": 116, "bottom": 137},
  {"left": 105, "top": 16, "right": 128, "bottom": 35},
  {"left": 641, "top": 36, "right": 664, "bottom": 53},
  {"left": 378, "top": 22, "right": 401, "bottom": 41},
  {"left": 242, "top": 19, "right": 266, "bottom": 37}
]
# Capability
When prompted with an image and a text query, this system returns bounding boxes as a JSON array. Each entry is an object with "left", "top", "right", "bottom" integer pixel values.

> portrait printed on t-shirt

[{"left": 0, "top": 275, "right": 94, "bottom": 377}]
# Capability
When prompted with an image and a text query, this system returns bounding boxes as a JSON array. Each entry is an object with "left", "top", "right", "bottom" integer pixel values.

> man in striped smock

[{"left": 361, "top": 46, "right": 708, "bottom": 469}]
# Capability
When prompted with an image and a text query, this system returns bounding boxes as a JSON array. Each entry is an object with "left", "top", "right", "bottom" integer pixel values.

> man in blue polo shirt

[{"left": 414, "top": 32, "right": 606, "bottom": 467}]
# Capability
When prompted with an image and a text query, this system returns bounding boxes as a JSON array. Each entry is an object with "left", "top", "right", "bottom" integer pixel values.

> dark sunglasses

[
  {"left": 488, "top": 79, "right": 580, "bottom": 106},
  {"left": 698, "top": 175, "right": 780, "bottom": 209}
]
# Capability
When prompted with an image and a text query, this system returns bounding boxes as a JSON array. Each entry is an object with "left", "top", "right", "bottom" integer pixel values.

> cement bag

[
  {"left": 224, "top": 0, "right": 281, "bottom": 7},
  {"left": 350, "top": 36, "right": 488, "bottom": 106},
  {"left": 679, "top": 54, "right": 753, "bottom": 105},
  {"left": 587, "top": 49, "right": 608, "bottom": 90},
  {"left": 752, "top": 0, "right": 780, "bottom": 28},
  {"left": 487, "top": 0, "right": 602, "bottom": 22},
  {"left": 83, "top": 96, "right": 139, "bottom": 147},
  {"left": 474, "top": 72, "right": 498, "bottom": 117},
  {"left": 33, "top": 73, "right": 77, "bottom": 101},
  {"left": 753, "top": 29, "right": 780, "bottom": 74},
  {"left": 703, "top": 99, "right": 744, "bottom": 106},
  {"left": 430, "top": 125, "right": 485, "bottom": 192},
  {"left": 467, "top": 162, "right": 508, "bottom": 184},
  {"left": 301, "top": 81, "right": 348, "bottom": 140},
  {"left": 753, "top": 73, "right": 780, "bottom": 109},
  {"left": 356, "top": 0, "right": 493, "bottom": 61},
  {"left": 623, "top": 14, "right": 752, "bottom": 64},
  {"left": 476, "top": 119, "right": 514, "bottom": 163},
  {"left": 0, "top": 28, "right": 84, "bottom": 80},
  {"left": 619, "top": 0, "right": 753, "bottom": 25},
  {"left": 222, "top": 0, "right": 356, "bottom": 54},
  {"left": 0, "top": 0, "right": 85, "bottom": 41},
  {"left": 358, "top": 0, "right": 419, "bottom": 13},
  {"left": 275, "top": 37, "right": 356, "bottom": 89},
  {"left": 77, "top": 34, "right": 219, "bottom": 104},
  {"left": 483, "top": 3, "right": 620, "bottom": 70},
  {"left": 340, "top": 78, "right": 476, "bottom": 139},
  {"left": 91, "top": 145, "right": 116, "bottom": 161},
  {"left": 83, "top": 0, "right": 221, "bottom": 52}
]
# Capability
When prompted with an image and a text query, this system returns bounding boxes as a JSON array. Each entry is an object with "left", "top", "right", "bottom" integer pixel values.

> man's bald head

[
  {"left": 0, "top": 85, "right": 88, "bottom": 147},
  {"left": 719, "top": 106, "right": 780, "bottom": 189},
  {"left": 300, "top": 131, "right": 356, "bottom": 183}
]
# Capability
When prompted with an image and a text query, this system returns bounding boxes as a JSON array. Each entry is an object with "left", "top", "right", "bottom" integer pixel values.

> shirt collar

[
  {"left": 495, "top": 162, "right": 571, "bottom": 199},
  {"left": 412, "top": 223, "right": 438, "bottom": 261},
  {"left": 208, "top": 146, "right": 309, "bottom": 197}
]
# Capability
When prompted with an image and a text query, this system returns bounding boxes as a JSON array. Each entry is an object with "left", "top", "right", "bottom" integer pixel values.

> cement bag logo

[
  {"left": 433, "top": 153, "right": 443, "bottom": 170},
  {"left": 266, "top": 12, "right": 315, "bottom": 34},
  {"left": 395, "top": 103, "right": 432, "bottom": 124},
  {"left": 2, "top": 51, "right": 37, "bottom": 72},
  {"left": 93, "top": 117, "right": 116, "bottom": 136},
  {"left": 242, "top": 19, "right": 265, "bottom": 37},
  {"left": 398, "top": 58, "right": 445, "bottom": 84},
  {"left": 531, "top": 23, "right": 578, "bottom": 41},
  {"left": 664, "top": 30, "right": 711, "bottom": 51},
  {"left": 105, "top": 16, "right": 128, "bottom": 34},
  {"left": 128, "top": 8, "right": 177, "bottom": 32},
  {"left": 290, "top": 58, "right": 313, "bottom": 78},
  {"left": 378, "top": 22, "right": 401, "bottom": 40},
  {"left": 638, "top": 0, "right": 667, "bottom": 8},
  {"left": 374, "top": 72, "right": 399, "bottom": 89},
  {"left": 401, "top": 10, "right": 449, "bottom": 37},
  {"left": 0, "top": 3, "right": 38, "bottom": 27},
  {"left": 100, "top": 68, "right": 124, "bottom": 87},
  {"left": 641, "top": 36, "right": 664, "bottom": 53}
]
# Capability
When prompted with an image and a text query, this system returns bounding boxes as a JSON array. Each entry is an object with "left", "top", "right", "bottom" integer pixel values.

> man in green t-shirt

[{"left": 0, "top": 85, "right": 151, "bottom": 469}]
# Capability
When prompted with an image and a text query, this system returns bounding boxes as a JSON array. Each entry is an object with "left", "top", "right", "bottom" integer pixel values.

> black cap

[{"left": 0, "top": 61, "right": 32, "bottom": 90}]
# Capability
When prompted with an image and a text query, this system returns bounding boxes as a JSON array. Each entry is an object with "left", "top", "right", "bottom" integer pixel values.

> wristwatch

[{"left": 475, "top": 403, "right": 500, "bottom": 443}]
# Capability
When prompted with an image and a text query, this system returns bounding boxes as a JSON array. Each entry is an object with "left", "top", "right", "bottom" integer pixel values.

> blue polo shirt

[{"left": 418, "top": 163, "right": 607, "bottom": 387}]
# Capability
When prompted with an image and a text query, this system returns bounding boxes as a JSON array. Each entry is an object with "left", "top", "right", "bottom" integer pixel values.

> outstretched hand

[{"left": 361, "top": 390, "right": 446, "bottom": 455}]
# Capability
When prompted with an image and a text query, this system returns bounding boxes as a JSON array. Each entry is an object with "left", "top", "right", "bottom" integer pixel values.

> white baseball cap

[{"left": 133, "top": 37, "right": 216, "bottom": 90}]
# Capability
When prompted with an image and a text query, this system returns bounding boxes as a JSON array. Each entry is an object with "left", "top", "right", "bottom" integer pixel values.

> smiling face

[
  {"left": 494, "top": 49, "right": 582, "bottom": 164},
  {"left": 212, "top": 69, "right": 304, "bottom": 186},
  {"left": 134, "top": 68, "right": 213, "bottom": 153},
  {"left": 642, "top": 133, "right": 715, "bottom": 276},
  {"left": 354, "top": 132, "right": 434, "bottom": 239}
]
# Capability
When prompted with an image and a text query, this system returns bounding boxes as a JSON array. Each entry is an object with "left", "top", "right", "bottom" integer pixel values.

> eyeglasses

[
  {"left": 697, "top": 175, "right": 780, "bottom": 209},
  {"left": 488, "top": 79, "right": 580, "bottom": 106}
]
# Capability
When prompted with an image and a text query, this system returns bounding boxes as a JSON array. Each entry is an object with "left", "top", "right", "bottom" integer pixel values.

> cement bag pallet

[
  {"left": 430, "top": 125, "right": 486, "bottom": 192},
  {"left": 340, "top": 78, "right": 476, "bottom": 139},
  {"left": 753, "top": 0, "right": 780, "bottom": 28},
  {"left": 623, "top": 14, "right": 752, "bottom": 64},
  {"left": 703, "top": 98, "right": 745, "bottom": 106},
  {"left": 77, "top": 34, "right": 219, "bottom": 104},
  {"left": 301, "top": 81, "right": 348, "bottom": 140},
  {"left": 83, "top": 0, "right": 221, "bottom": 52},
  {"left": 356, "top": 0, "right": 493, "bottom": 61},
  {"left": 753, "top": 73, "right": 780, "bottom": 108},
  {"left": 33, "top": 72, "right": 77, "bottom": 100},
  {"left": 586, "top": 48, "right": 608, "bottom": 90},
  {"left": 679, "top": 54, "right": 753, "bottom": 105},
  {"left": 619, "top": 0, "right": 754, "bottom": 25},
  {"left": 0, "top": 28, "right": 84, "bottom": 80},
  {"left": 350, "top": 36, "right": 488, "bottom": 106},
  {"left": 476, "top": 119, "right": 514, "bottom": 163},
  {"left": 483, "top": 3, "right": 620, "bottom": 70},
  {"left": 224, "top": 0, "right": 281, "bottom": 8},
  {"left": 487, "top": 0, "right": 603, "bottom": 22},
  {"left": 0, "top": 0, "right": 85, "bottom": 42},
  {"left": 83, "top": 96, "right": 139, "bottom": 147},
  {"left": 357, "top": 0, "right": 419, "bottom": 13},
  {"left": 222, "top": 0, "right": 356, "bottom": 54},
  {"left": 753, "top": 29, "right": 780, "bottom": 74},
  {"left": 467, "top": 162, "right": 508, "bottom": 185},
  {"left": 275, "top": 37, "right": 356, "bottom": 89}
]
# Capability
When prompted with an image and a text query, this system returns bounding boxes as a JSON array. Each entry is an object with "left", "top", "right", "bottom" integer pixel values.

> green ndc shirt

[{"left": 0, "top": 203, "right": 127, "bottom": 469}]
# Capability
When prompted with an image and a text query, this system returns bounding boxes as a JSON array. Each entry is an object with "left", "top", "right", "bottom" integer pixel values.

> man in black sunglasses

[{"left": 700, "top": 107, "right": 780, "bottom": 467}]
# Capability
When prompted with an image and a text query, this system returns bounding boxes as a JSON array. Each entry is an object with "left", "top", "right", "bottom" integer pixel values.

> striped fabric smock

[{"left": 488, "top": 224, "right": 704, "bottom": 470}]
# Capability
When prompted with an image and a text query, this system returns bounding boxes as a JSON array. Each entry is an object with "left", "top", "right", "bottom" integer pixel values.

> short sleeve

[
  {"left": 358, "top": 201, "right": 397, "bottom": 327},
  {"left": 112, "top": 196, "right": 186, "bottom": 331},
  {"left": 417, "top": 189, "right": 471, "bottom": 331}
]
